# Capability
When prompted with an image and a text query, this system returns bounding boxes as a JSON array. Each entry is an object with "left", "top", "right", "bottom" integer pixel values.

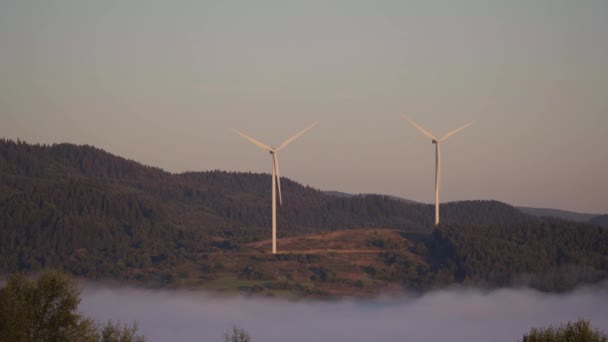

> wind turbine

[
  {"left": 401, "top": 114, "right": 473, "bottom": 226},
  {"left": 233, "top": 122, "right": 318, "bottom": 254}
]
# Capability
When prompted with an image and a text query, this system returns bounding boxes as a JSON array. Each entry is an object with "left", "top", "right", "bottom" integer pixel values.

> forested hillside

[
  {"left": 426, "top": 221, "right": 608, "bottom": 291},
  {"left": 1, "top": 138, "right": 606, "bottom": 294}
]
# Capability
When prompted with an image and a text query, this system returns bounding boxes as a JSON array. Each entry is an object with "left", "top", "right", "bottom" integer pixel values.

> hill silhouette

[{"left": 1, "top": 138, "right": 606, "bottom": 296}]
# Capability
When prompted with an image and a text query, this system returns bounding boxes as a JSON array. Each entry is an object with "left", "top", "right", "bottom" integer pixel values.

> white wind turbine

[
  {"left": 233, "top": 122, "right": 318, "bottom": 254},
  {"left": 401, "top": 114, "right": 474, "bottom": 226}
]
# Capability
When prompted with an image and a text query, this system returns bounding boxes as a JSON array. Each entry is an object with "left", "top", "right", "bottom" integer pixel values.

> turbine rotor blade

[
  {"left": 401, "top": 114, "right": 437, "bottom": 141},
  {"left": 233, "top": 129, "right": 273, "bottom": 152},
  {"left": 273, "top": 154, "right": 283, "bottom": 205},
  {"left": 439, "top": 121, "right": 474, "bottom": 142},
  {"left": 275, "top": 121, "right": 318, "bottom": 152}
]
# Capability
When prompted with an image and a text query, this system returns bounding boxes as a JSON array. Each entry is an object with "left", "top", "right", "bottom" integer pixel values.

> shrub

[
  {"left": 99, "top": 320, "right": 145, "bottom": 342},
  {"left": 523, "top": 319, "right": 607, "bottom": 342},
  {"left": 223, "top": 325, "right": 252, "bottom": 342}
]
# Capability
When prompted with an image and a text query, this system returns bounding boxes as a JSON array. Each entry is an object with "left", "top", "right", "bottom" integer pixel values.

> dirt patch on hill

[{"left": 187, "top": 228, "right": 432, "bottom": 298}]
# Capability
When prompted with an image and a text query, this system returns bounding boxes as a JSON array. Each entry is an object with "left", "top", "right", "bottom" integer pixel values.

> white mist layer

[{"left": 79, "top": 284, "right": 608, "bottom": 342}]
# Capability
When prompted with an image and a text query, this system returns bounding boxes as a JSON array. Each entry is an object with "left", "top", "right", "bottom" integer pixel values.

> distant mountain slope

[
  {"left": 0, "top": 138, "right": 534, "bottom": 234},
  {"left": 431, "top": 221, "right": 608, "bottom": 291},
  {"left": 590, "top": 215, "right": 608, "bottom": 226},
  {"left": 518, "top": 206, "right": 603, "bottom": 224},
  {"left": 0, "top": 138, "right": 538, "bottom": 274},
  {"left": 324, "top": 191, "right": 421, "bottom": 205},
  {"left": 5, "top": 138, "right": 606, "bottom": 294}
]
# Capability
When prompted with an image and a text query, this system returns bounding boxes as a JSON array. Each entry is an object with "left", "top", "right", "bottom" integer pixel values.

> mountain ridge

[
  {"left": 1, "top": 138, "right": 607, "bottom": 297},
  {"left": 518, "top": 206, "right": 603, "bottom": 224}
]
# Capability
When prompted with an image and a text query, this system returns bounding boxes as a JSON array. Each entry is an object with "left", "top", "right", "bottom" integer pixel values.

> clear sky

[{"left": 1, "top": 0, "right": 607, "bottom": 213}]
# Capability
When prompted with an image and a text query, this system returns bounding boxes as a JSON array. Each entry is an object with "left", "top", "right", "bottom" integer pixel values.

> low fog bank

[{"left": 79, "top": 283, "right": 608, "bottom": 342}]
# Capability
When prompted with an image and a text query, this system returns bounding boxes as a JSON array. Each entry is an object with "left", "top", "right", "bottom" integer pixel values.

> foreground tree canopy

[{"left": 0, "top": 270, "right": 145, "bottom": 342}]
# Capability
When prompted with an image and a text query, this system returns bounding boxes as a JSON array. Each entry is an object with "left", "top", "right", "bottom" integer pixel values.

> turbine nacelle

[{"left": 401, "top": 113, "right": 474, "bottom": 144}]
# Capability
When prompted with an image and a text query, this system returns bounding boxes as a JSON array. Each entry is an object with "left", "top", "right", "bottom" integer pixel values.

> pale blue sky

[{"left": 1, "top": 0, "right": 607, "bottom": 212}]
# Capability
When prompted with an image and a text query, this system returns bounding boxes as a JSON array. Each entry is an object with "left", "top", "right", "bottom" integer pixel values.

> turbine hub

[{"left": 432, "top": 139, "right": 438, "bottom": 144}]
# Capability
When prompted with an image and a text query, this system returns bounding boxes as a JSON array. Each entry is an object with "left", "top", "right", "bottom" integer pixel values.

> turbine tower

[
  {"left": 233, "top": 122, "right": 318, "bottom": 254},
  {"left": 401, "top": 114, "right": 473, "bottom": 226}
]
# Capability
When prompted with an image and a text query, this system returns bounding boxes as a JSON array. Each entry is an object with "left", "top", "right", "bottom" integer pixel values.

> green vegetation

[
  {"left": 523, "top": 319, "right": 607, "bottom": 342},
  {"left": 428, "top": 223, "right": 608, "bottom": 291},
  {"left": 223, "top": 326, "right": 252, "bottom": 342},
  {"left": 0, "top": 270, "right": 145, "bottom": 342},
  {"left": 98, "top": 321, "right": 145, "bottom": 342},
  {"left": 0, "top": 138, "right": 607, "bottom": 297}
]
